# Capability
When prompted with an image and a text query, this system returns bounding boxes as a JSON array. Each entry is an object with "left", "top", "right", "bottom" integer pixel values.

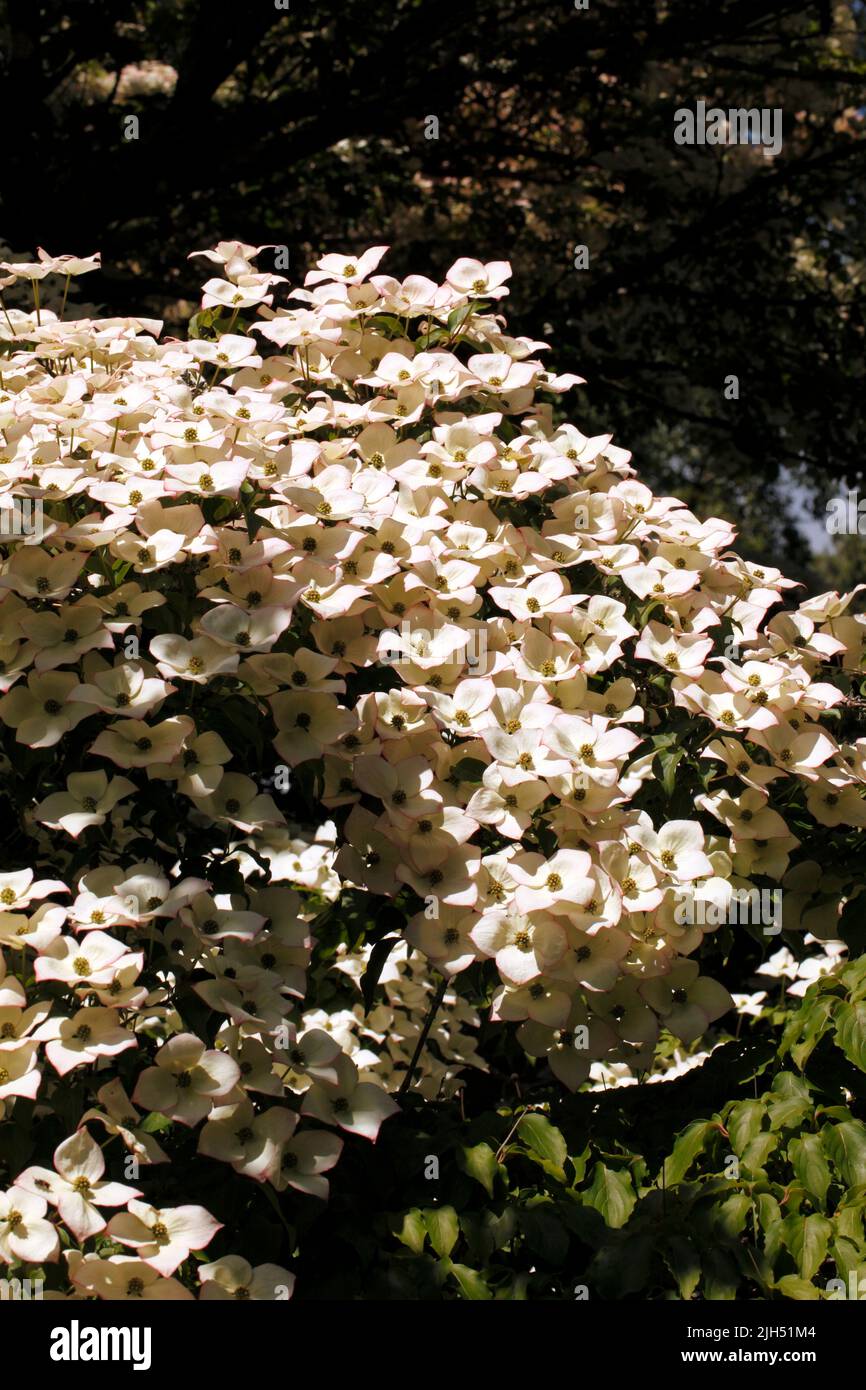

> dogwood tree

[{"left": 0, "top": 242, "right": 862, "bottom": 1299}]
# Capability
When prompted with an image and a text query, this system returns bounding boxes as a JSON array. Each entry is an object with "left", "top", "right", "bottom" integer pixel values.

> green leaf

[
  {"left": 788, "top": 1135, "right": 831, "bottom": 1208},
  {"left": 840, "top": 954, "right": 866, "bottom": 997},
  {"left": 701, "top": 1246, "right": 739, "bottom": 1300},
  {"left": 834, "top": 1201, "right": 865, "bottom": 1245},
  {"left": 787, "top": 997, "right": 836, "bottom": 1070},
  {"left": 569, "top": 1144, "right": 590, "bottom": 1184},
  {"left": 451, "top": 757, "right": 488, "bottom": 783},
  {"left": 739, "top": 1132, "right": 778, "bottom": 1176},
  {"left": 661, "top": 1120, "right": 714, "bottom": 1185},
  {"left": 823, "top": 1120, "right": 866, "bottom": 1187},
  {"left": 664, "top": 1235, "right": 701, "bottom": 1300},
  {"left": 763, "top": 1219, "right": 786, "bottom": 1269},
  {"left": 774, "top": 1274, "right": 821, "bottom": 1300},
  {"left": 656, "top": 745, "right": 685, "bottom": 799},
  {"left": 519, "top": 1205, "right": 569, "bottom": 1264},
  {"left": 781, "top": 1213, "right": 832, "bottom": 1281},
  {"left": 424, "top": 1206, "right": 459, "bottom": 1259},
  {"left": 460, "top": 1207, "right": 515, "bottom": 1264},
  {"left": 713, "top": 1192, "right": 752, "bottom": 1240},
  {"left": 459, "top": 1142, "right": 499, "bottom": 1199},
  {"left": 360, "top": 934, "right": 400, "bottom": 1012},
  {"left": 366, "top": 314, "right": 407, "bottom": 336},
  {"left": 756, "top": 1192, "right": 782, "bottom": 1232},
  {"left": 394, "top": 1208, "right": 427, "bottom": 1255},
  {"left": 444, "top": 1260, "right": 492, "bottom": 1300},
  {"left": 727, "top": 1100, "right": 766, "bottom": 1156},
  {"left": 767, "top": 1072, "right": 813, "bottom": 1130},
  {"left": 188, "top": 308, "right": 219, "bottom": 340},
  {"left": 649, "top": 731, "right": 680, "bottom": 750},
  {"left": 518, "top": 1113, "right": 567, "bottom": 1177},
  {"left": 139, "top": 1111, "right": 173, "bottom": 1134},
  {"left": 584, "top": 1163, "right": 636, "bottom": 1229},
  {"left": 835, "top": 1000, "right": 866, "bottom": 1072},
  {"left": 830, "top": 1236, "right": 864, "bottom": 1283}
]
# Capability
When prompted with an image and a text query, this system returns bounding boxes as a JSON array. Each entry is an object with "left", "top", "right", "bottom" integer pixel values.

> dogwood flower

[
  {"left": 16, "top": 1130, "right": 141, "bottom": 1240},
  {"left": 0, "top": 671, "right": 91, "bottom": 747},
  {"left": 107, "top": 1202, "right": 222, "bottom": 1277},
  {"left": 72, "top": 1253, "right": 194, "bottom": 1301},
  {"left": 89, "top": 715, "right": 194, "bottom": 769},
  {"left": 133, "top": 1033, "right": 240, "bottom": 1126},
  {"left": 0, "top": 1186, "right": 59, "bottom": 1264},
  {"left": 270, "top": 1130, "right": 343, "bottom": 1199},
  {"left": 0, "top": 1042, "right": 41, "bottom": 1101},
  {"left": 40, "top": 1007, "right": 137, "bottom": 1076},
  {"left": 639, "top": 960, "right": 733, "bottom": 1042},
  {"left": 34, "top": 770, "right": 136, "bottom": 836},
  {"left": 471, "top": 906, "right": 567, "bottom": 983},
  {"left": 301, "top": 1058, "right": 399, "bottom": 1140},
  {"left": 445, "top": 258, "right": 512, "bottom": 299},
  {"left": 197, "top": 1101, "right": 297, "bottom": 1181},
  {"left": 199, "top": 1255, "right": 295, "bottom": 1300}
]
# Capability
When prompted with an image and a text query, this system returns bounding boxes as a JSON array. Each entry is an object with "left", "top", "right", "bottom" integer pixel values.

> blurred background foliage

[{"left": 0, "top": 0, "right": 864, "bottom": 586}]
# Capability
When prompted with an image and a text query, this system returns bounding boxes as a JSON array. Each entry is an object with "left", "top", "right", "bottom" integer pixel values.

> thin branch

[{"left": 398, "top": 973, "right": 449, "bottom": 1098}]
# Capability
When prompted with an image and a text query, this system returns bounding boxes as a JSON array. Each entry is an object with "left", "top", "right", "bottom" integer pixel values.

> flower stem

[{"left": 398, "top": 972, "right": 448, "bottom": 1097}]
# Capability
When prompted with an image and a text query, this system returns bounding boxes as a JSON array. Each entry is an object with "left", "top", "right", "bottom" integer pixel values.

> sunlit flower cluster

[{"left": 0, "top": 241, "right": 861, "bottom": 1296}]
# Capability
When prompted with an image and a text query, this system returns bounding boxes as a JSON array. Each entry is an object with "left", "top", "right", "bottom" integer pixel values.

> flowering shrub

[{"left": 0, "top": 242, "right": 864, "bottom": 1300}]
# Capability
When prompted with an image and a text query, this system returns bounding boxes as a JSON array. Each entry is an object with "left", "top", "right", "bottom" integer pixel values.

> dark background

[{"left": 2, "top": 0, "right": 864, "bottom": 587}]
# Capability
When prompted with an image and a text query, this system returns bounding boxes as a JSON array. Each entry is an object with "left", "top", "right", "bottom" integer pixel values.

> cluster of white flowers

[{"left": 0, "top": 240, "right": 860, "bottom": 1296}]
